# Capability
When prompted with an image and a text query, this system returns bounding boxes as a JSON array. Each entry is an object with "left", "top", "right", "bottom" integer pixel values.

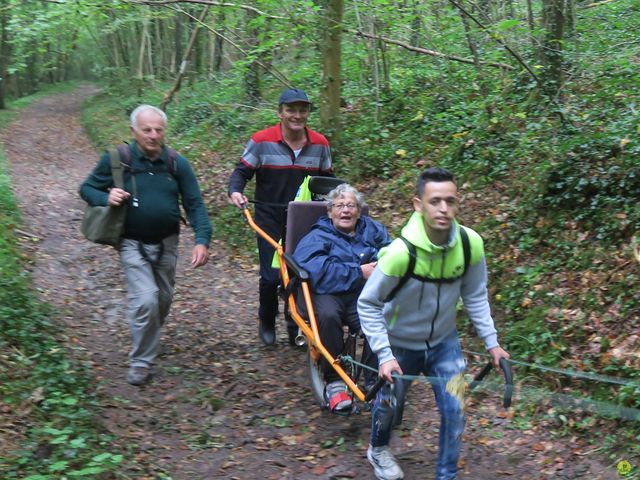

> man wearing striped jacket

[{"left": 228, "top": 88, "right": 333, "bottom": 346}]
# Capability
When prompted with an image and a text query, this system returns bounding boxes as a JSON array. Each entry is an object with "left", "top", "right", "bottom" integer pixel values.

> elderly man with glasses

[{"left": 292, "top": 183, "right": 390, "bottom": 412}]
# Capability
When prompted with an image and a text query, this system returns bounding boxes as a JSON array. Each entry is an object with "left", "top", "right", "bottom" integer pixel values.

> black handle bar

[
  {"left": 469, "top": 358, "right": 513, "bottom": 408},
  {"left": 365, "top": 377, "right": 386, "bottom": 402},
  {"left": 364, "top": 376, "right": 407, "bottom": 426}
]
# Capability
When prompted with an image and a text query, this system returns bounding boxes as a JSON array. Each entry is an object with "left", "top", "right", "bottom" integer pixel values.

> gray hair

[
  {"left": 130, "top": 105, "right": 167, "bottom": 129},
  {"left": 326, "top": 183, "right": 366, "bottom": 213}
]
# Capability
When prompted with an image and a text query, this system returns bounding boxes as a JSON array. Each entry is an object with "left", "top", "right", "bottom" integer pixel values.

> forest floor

[{"left": 2, "top": 86, "right": 618, "bottom": 479}]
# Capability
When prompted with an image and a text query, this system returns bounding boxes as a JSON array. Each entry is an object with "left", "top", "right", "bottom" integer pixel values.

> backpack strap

[
  {"left": 114, "top": 143, "right": 177, "bottom": 176},
  {"left": 108, "top": 148, "right": 125, "bottom": 189},
  {"left": 384, "top": 236, "right": 416, "bottom": 303},
  {"left": 110, "top": 144, "right": 138, "bottom": 201},
  {"left": 384, "top": 227, "right": 471, "bottom": 303},
  {"left": 115, "top": 144, "right": 131, "bottom": 167},
  {"left": 459, "top": 225, "right": 471, "bottom": 277},
  {"left": 166, "top": 147, "right": 178, "bottom": 175}
]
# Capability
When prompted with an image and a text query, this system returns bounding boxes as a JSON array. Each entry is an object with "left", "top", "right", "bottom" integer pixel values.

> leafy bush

[{"left": 0, "top": 138, "right": 121, "bottom": 478}]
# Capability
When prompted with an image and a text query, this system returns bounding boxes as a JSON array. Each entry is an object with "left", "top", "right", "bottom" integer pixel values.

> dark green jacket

[{"left": 79, "top": 141, "right": 212, "bottom": 246}]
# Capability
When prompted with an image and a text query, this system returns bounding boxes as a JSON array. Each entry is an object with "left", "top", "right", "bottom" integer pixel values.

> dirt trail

[{"left": 3, "top": 86, "right": 613, "bottom": 479}]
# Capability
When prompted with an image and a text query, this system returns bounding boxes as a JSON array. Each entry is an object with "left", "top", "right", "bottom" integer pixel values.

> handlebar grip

[
  {"left": 469, "top": 361, "right": 493, "bottom": 390},
  {"left": 365, "top": 377, "right": 386, "bottom": 402},
  {"left": 469, "top": 358, "right": 514, "bottom": 408},
  {"left": 499, "top": 358, "right": 513, "bottom": 408}
]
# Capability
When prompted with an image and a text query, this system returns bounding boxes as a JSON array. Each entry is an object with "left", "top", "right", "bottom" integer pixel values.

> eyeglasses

[{"left": 332, "top": 203, "right": 358, "bottom": 211}]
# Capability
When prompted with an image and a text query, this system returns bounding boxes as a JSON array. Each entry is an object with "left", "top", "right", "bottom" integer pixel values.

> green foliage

[
  {"left": 0, "top": 137, "right": 121, "bottom": 477},
  {"left": 540, "top": 155, "right": 638, "bottom": 241}
]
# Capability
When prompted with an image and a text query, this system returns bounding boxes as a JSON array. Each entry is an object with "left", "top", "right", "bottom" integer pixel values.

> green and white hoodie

[{"left": 358, "top": 212, "right": 499, "bottom": 365}]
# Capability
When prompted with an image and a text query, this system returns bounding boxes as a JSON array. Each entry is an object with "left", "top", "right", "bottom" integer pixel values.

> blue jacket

[{"left": 293, "top": 216, "right": 391, "bottom": 295}]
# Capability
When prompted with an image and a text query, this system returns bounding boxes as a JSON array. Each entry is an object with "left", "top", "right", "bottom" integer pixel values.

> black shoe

[{"left": 259, "top": 318, "right": 276, "bottom": 346}]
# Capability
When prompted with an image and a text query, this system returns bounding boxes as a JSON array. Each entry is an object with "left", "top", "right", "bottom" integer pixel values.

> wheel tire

[{"left": 308, "top": 349, "right": 328, "bottom": 409}]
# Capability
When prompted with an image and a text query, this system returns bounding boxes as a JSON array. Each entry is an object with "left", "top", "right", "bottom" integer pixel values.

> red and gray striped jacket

[{"left": 228, "top": 123, "right": 333, "bottom": 238}]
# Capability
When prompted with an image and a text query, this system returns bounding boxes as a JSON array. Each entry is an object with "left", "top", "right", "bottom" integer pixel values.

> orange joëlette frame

[{"left": 242, "top": 207, "right": 367, "bottom": 402}]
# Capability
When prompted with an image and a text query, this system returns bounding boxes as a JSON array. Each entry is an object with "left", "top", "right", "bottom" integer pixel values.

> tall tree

[
  {"left": 212, "top": 9, "right": 225, "bottom": 73},
  {"left": 319, "top": 0, "right": 343, "bottom": 142},
  {"left": 540, "top": 0, "right": 566, "bottom": 97},
  {"left": 243, "top": 8, "right": 261, "bottom": 102},
  {"left": 0, "top": 0, "right": 9, "bottom": 109},
  {"left": 161, "top": 6, "right": 209, "bottom": 111}
]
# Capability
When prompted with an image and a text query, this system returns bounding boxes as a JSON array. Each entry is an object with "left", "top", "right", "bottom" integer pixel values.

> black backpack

[{"left": 384, "top": 226, "right": 471, "bottom": 302}]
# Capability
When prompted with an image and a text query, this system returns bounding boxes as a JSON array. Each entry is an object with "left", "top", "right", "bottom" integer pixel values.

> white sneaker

[{"left": 367, "top": 445, "right": 404, "bottom": 480}]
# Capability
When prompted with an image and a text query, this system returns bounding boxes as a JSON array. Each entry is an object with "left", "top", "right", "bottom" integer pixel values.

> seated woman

[{"left": 293, "top": 183, "right": 391, "bottom": 412}]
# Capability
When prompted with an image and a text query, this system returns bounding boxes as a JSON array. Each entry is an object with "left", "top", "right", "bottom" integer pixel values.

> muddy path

[{"left": 3, "top": 86, "right": 613, "bottom": 479}]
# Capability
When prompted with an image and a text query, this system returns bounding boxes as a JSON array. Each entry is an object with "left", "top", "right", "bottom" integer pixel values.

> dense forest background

[{"left": 0, "top": 0, "right": 638, "bottom": 477}]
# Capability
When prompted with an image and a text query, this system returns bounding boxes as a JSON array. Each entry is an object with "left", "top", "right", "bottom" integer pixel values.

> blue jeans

[{"left": 370, "top": 336, "right": 466, "bottom": 480}]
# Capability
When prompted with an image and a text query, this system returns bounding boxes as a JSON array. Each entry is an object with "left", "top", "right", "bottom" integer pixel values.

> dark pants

[
  {"left": 257, "top": 236, "right": 280, "bottom": 327},
  {"left": 297, "top": 290, "right": 377, "bottom": 383}
]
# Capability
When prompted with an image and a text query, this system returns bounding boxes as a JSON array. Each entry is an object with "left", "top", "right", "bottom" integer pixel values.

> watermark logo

[{"left": 617, "top": 460, "right": 632, "bottom": 477}]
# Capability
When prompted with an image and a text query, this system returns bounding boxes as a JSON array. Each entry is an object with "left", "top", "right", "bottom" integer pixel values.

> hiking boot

[
  {"left": 127, "top": 366, "right": 150, "bottom": 386},
  {"left": 258, "top": 317, "right": 276, "bottom": 346},
  {"left": 367, "top": 445, "right": 404, "bottom": 480},
  {"left": 325, "top": 380, "right": 352, "bottom": 412}
]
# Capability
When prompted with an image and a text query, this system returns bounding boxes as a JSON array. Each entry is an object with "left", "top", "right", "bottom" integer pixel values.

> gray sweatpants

[{"left": 120, "top": 234, "right": 179, "bottom": 368}]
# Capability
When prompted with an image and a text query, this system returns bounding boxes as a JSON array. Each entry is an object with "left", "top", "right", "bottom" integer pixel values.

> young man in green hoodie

[{"left": 358, "top": 167, "right": 510, "bottom": 480}]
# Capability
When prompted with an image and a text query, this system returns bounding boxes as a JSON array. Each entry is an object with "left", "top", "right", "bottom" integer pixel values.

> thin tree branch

[
  {"left": 581, "top": 0, "right": 616, "bottom": 8},
  {"left": 13, "top": 228, "right": 40, "bottom": 240},
  {"left": 351, "top": 29, "right": 515, "bottom": 70},
  {"left": 130, "top": 0, "right": 286, "bottom": 19},
  {"left": 165, "top": 4, "right": 291, "bottom": 87},
  {"left": 446, "top": 0, "right": 541, "bottom": 84},
  {"left": 448, "top": 0, "right": 569, "bottom": 122},
  {"left": 160, "top": 6, "right": 209, "bottom": 111},
  {"left": 610, "top": 39, "right": 640, "bottom": 48}
]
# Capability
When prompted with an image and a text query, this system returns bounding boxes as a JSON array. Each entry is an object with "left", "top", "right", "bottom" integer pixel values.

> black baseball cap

[{"left": 278, "top": 88, "right": 312, "bottom": 106}]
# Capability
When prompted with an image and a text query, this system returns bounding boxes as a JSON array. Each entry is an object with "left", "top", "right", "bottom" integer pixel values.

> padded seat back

[{"left": 285, "top": 201, "right": 369, "bottom": 254}]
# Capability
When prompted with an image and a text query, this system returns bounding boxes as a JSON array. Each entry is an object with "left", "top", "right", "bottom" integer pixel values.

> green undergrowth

[{"left": 0, "top": 89, "right": 122, "bottom": 478}]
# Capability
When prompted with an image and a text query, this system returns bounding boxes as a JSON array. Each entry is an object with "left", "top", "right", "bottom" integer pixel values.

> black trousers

[{"left": 297, "top": 290, "right": 377, "bottom": 383}]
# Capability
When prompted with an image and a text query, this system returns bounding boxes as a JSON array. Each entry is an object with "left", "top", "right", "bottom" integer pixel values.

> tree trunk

[
  {"left": 160, "top": 7, "right": 209, "bottom": 111},
  {"left": 243, "top": 8, "right": 261, "bottom": 102},
  {"left": 371, "top": 26, "right": 381, "bottom": 122},
  {"left": 320, "top": 0, "right": 343, "bottom": 142},
  {"left": 0, "top": 0, "right": 9, "bottom": 109},
  {"left": 154, "top": 19, "right": 164, "bottom": 79},
  {"left": 410, "top": 0, "right": 422, "bottom": 47},
  {"left": 478, "top": 0, "right": 491, "bottom": 20},
  {"left": 213, "top": 10, "right": 225, "bottom": 72},
  {"left": 459, "top": 0, "right": 492, "bottom": 116},
  {"left": 174, "top": 11, "right": 184, "bottom": 75},
  {"left": 526, "top": 0, "right": 536, "bottom": 48},
  {"left": 565, "top": 0, "right": 576, "bottom": 37},
  {"left": 137, "top": 17, "right": 148, "bottom": 80},
  {"left": 145, "top": 24, "right": 154, "bottom": 81},
  {"left": 540, "top": 0, "right": 565, "bottom": 97}
]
